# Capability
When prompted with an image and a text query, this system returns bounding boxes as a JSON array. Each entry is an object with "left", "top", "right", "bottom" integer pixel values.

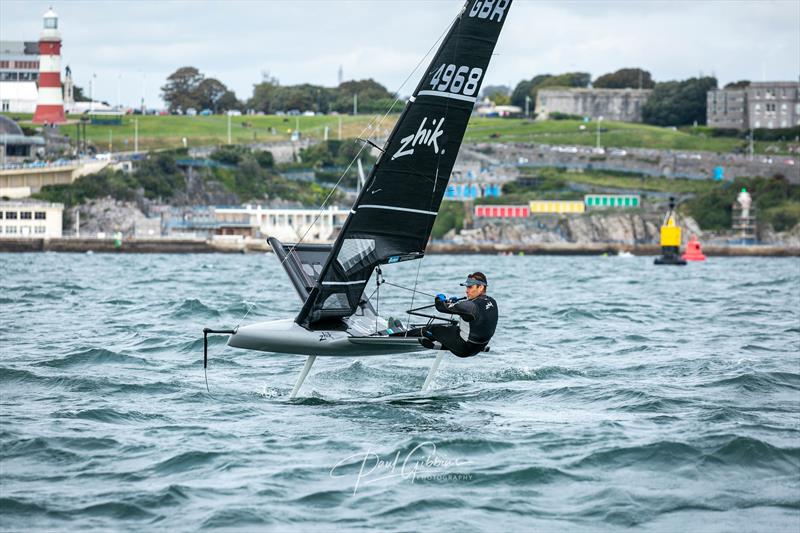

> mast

[{"left": 297, "top": 0, "right": 512, "bottom": 327}]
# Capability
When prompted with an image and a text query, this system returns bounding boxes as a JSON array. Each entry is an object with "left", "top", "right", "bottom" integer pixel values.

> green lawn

[{"left": 3, "top": 112, "right": 793, "bottom": 154}]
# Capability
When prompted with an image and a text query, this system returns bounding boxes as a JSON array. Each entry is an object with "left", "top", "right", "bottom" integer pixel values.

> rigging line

[{"left": 381, "top": 279, "right": 436, "bottom": 298}]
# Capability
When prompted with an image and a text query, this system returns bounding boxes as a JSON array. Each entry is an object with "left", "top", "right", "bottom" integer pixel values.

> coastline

[{"left": 0, "top": 238, "right": 797, "bottom": 257}]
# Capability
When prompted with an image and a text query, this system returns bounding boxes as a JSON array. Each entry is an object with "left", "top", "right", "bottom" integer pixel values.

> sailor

[{"left": 420, "top": 272, "right": 498, "bottom": 357}]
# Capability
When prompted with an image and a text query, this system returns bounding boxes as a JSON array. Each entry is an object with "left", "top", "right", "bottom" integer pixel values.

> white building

[
  {"left": 0, "top": 81, "right": 38, "bottom": 113},
  {"left": 214, "top": 205, "right": 349, "bottom": 243},
  {"left": 0, "top": 200, "right": 63, "bottom": 238}
]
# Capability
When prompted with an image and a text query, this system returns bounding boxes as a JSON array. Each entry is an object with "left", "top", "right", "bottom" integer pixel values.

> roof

[{"left": 0, "top": 115, "right": 23, "bottom": 135}]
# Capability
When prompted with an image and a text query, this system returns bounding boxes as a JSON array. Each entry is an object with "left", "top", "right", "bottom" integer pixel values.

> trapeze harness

[{"left": 423, "top": 294, "right": 498, "bottom": 358}]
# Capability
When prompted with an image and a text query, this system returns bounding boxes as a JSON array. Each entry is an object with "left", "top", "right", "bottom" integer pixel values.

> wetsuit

[{"left": 422, "top": 294, "right": 498, "bottom": 358}]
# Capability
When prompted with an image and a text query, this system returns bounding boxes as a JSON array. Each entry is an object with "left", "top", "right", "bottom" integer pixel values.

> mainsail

[{"left": 297, "top": 0, "right": 512, "bottom": 327}]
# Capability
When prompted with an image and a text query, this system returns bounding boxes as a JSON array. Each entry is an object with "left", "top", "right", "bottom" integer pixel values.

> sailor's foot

[{"left": 419, "top": 338, "right": 435, "bottom": 349}]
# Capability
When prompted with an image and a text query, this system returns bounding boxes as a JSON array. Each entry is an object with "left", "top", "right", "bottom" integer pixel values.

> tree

[
  {"left": 481, "top": 84, "right": 511, "bottom": 102},
  {"left": 539, "top": 72, "right": 591, "bottom": 89},
  {"left": 161, "top": 66, "right": 204, "bottom": 113},
  {"left": 593, "top": 68, "right": 654, "bottom": 89},
  {"left": 196, "top": 78, "right": 229, "bottom": 113},
  {"left": 641, "top": 76, "right": 718, "bottom": 126},
  {"left": 331, "top": 79, "right": 394, "bottom": 114},
  {"left": 248, "top": 80, "right": 280, "bottom": 114},
  {"left": 70, "top": 84, "right": 91, "bottom": 102},
  {"left": 725, "top": 80, "right": 750, "bottom": 89}
]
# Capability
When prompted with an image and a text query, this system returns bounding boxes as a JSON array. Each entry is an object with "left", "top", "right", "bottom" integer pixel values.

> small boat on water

[{"left": 204, "top": 0, "right": 513, "bottom": 397}]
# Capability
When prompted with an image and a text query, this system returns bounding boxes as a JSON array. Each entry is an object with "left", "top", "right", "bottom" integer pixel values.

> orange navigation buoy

[{"left": 683, "top": 234, "right": 706, "bottom": 261}]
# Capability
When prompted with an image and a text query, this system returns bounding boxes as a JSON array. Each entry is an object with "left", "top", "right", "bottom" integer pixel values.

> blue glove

[
  {"left": 436, "top": 293, "right": 447, "bottom": 301},
  {"left": 448, "top": 296, "right": 460, "bottom": 303}
]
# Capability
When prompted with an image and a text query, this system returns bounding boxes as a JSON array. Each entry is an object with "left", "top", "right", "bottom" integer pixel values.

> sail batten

[{"left": 296, "top": 0, "right": 512, "bottom": 327}]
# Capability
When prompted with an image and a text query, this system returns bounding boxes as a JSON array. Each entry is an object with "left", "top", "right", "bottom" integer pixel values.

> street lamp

[{"left": 596, "top": 116, "right": 604, "bottom": 149}]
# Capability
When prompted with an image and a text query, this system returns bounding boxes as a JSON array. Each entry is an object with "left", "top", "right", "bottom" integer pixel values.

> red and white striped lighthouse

[{"left": 32, "top": 7, "right": 65, "bottom": 124}]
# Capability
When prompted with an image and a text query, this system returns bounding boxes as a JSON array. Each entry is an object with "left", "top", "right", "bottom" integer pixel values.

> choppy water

[{"left": 1, "top": 252, "right": 798, "bottom": 531}]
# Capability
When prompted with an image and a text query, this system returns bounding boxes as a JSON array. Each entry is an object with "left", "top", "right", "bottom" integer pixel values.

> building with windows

[
  {"left": 747, "top": 82, "right": 799, "bottom": 130},
  {"left": 214, "top": 205, "right": 350, "bottom": 243},
  {"left": 707, "top": 81, "right": 800, "bottom": 130},
  {"left": 536, "top": 88, "right": 652, "bottom": 122},
  {"left": 0, "top": 200, "right": 63, "bottom": 238},
  {"left": 0, "top": 41, "right": 40, "bottom": 82},
  {"left": 707, "top": 89, "right": 747, "bottom": 129}
]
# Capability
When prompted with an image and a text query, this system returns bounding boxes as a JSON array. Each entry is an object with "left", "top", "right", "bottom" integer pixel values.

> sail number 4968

[{"left": 429, "top": 64, "right": 483, "bottom": 96}]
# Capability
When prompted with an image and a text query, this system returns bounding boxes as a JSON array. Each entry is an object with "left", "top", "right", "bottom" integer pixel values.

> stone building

[
  {"left": 535, "top": 88, "right": 652, "bottom": 122},
  {"left": 707, "top": 89, "right": 747, "bottom": 129},
  {"left": 707, "top": 81, "right": 800, "bottom": 130},
  {"left": 747, "top": 82, "right": 800, "bottom": 130}
]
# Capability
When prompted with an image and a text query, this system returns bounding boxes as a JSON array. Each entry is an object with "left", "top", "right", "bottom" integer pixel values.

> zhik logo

[{"left": 392, "top": 117, "right": 446, "bottom": 160}]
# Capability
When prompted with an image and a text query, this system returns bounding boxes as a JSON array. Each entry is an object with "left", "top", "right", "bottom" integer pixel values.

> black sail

[{"left": 297, "top": 0, "right": 512, "bottom": 327}]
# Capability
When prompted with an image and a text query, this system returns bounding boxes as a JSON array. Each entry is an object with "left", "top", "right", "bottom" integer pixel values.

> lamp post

[{"left": 596, "top": 116, "right": 604, "bottom": 149}]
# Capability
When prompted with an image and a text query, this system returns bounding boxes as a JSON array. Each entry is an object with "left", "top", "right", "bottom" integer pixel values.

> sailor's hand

[
  {"left": 448, "top": 296, "right": 460, "bottom": 303},
  {"left": 436, "top": 293, "right": 447, "bottom": 301}
]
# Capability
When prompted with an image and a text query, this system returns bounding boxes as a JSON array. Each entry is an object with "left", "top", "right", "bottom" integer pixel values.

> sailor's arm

[{"left": 434, "top": 295, "right": 477, "bottom": 321}]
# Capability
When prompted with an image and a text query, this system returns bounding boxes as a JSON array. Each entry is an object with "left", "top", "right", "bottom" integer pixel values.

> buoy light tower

[
  {"left": 654, "top": 197, "right": 687, "bottom": 265},
  {"left": 32, "top": 7, "right": 66, "bottom": 124}
]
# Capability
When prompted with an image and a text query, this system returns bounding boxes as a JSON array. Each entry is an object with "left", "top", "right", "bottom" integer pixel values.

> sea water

[{"left": 1, "top": 252, "right": 798, "bottom": 531}]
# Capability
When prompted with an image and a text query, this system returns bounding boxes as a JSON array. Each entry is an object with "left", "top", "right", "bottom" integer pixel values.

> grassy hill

[{"left": 4, "top": 112, "right": 796, "bottom": 154}]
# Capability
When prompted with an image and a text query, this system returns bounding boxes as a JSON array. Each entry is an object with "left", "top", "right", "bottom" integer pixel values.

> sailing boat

[{"left": 208, "top": 0, "right": 512, "bottom": 397}]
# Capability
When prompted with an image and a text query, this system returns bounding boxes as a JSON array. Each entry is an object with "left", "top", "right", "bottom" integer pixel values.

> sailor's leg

[
  {"left": 290, "top": 355, "right": 316, "bottom": 399},
  {"left": 422, "top": 351, "right": 445, "bottom": 392}
]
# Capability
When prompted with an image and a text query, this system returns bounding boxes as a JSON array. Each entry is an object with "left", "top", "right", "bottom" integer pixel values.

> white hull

[{"left": 227, "top": 318, "right": 426, "bottom": 356}]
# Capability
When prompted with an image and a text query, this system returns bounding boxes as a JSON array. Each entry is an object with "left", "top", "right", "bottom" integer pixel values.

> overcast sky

[{"left": 2, "top": 0, "right": 798, "bottom": 109}]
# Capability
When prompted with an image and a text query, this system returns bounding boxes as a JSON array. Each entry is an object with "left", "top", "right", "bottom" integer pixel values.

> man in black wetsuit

[{"left": 419, "top": 272, "right": 498, "bottom": 358}]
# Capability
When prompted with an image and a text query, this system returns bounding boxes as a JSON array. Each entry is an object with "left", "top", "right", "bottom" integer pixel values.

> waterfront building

[
  {"left": 0, "top": 200, "right": 63, "bottom": 238},
  {"left": 536, "top": 88, "right": 652, "bottom": 122},
  {"left": 474, "top": 205, "right": 529, "bottom": 218},
  {"left": 213, "top": 205, "right": 350, "bottom": 243},
  {"left": 0, "top": 40, "right": 40, "bottom": 113},
  {"left": 529, "top": 200, "right": 585, "bottom": 214},
  {"left": 584, "top": 194, "right": 641, "bottom": 209}
]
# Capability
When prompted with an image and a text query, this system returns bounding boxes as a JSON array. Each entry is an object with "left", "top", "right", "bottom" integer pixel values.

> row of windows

[
  {"left": 753, "top": 103, "right": 798, "bottom": 111},
  {"left": 3, "top": 225, "right": 47, "bottom": 234},
  {"left": 753, "top": 89, "right": 798, "bottom": 99},
  {"left": 0, "top": 72, "right": 38, "bottom": 81},
  {"left": 0, "top": 60, "right": 39, "bottom": 69},
  {"left": 1, "top": 211, "right": 46, "bottom": 220}
]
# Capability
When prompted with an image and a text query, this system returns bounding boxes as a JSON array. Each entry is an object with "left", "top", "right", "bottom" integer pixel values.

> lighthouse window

[{"left": 45, "top": 18, "right": 57, "bottom": 29}]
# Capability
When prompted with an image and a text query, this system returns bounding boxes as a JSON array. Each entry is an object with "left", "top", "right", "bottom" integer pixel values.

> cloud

[{"left": 2, "top": 0, "right": 797, "bottom": 108}]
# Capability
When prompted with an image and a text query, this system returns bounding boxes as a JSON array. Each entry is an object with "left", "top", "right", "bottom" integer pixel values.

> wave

[
  {"left": 35, "top": 348, "right": 150, "bottom": 368},
  {"left": 705, "top": 435, "right": 800, "bottom": 469},
  {"left": 152, "top": 450, "right": 224, "bottom": 475},
  {"left": 701, "top": 371, "right": 800, "bottom": 393},
  {"left": 53, "top": 408, "right": 171, "bottom": 424},
  {"left": 173, "top": 298, "right": 221, "bottom": 318}
]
